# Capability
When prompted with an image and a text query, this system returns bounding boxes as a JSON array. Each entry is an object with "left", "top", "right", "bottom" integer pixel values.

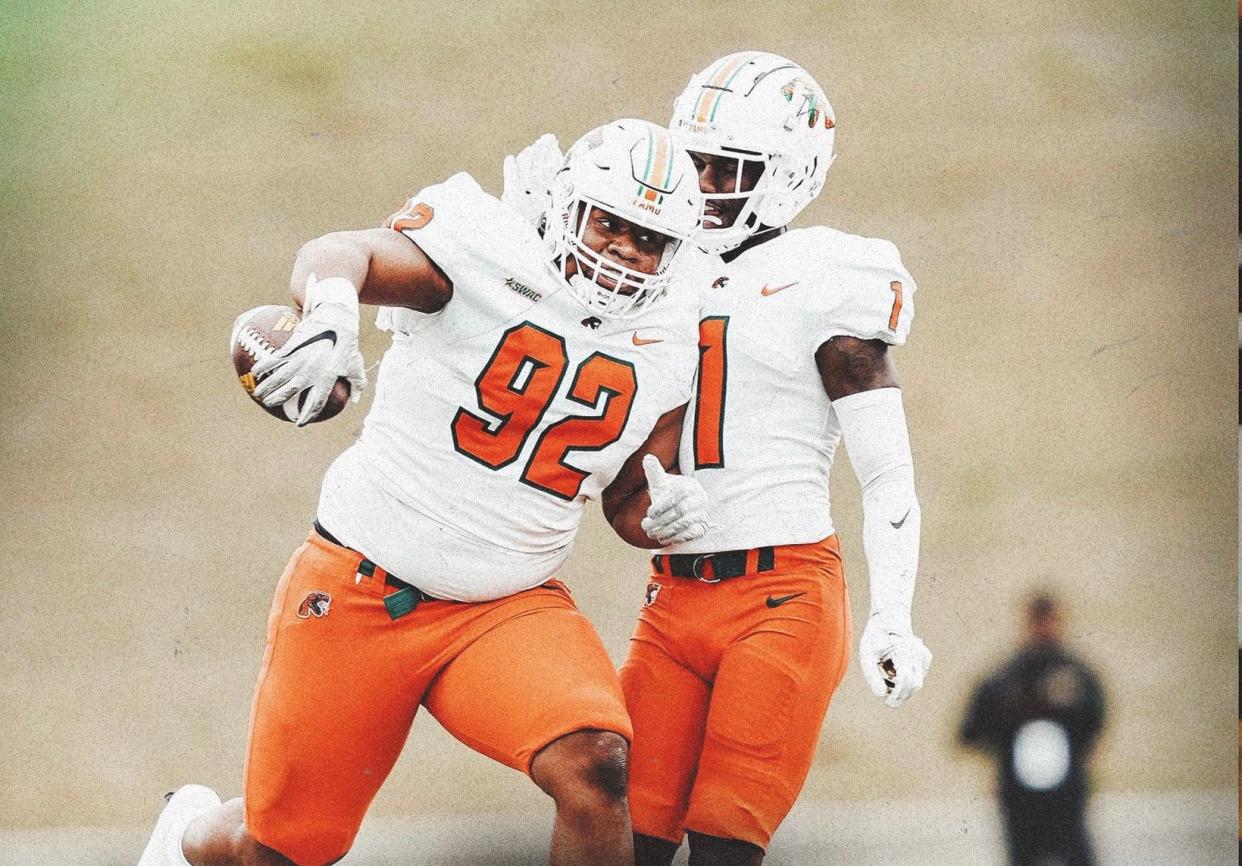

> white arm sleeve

[{"left": 834, "top": 387, "right": 921, "bottom": 634}]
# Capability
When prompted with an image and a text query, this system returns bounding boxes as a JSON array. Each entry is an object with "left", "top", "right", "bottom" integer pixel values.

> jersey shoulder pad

[
  {"left": 799, "top": 226, "right": 917, "bottom": 346},
  {"left": 377, "top": 173, "right": 547, "bottom": 335},
  {"left": 388, "top": 172, "right": 539, "bottom": 263}
]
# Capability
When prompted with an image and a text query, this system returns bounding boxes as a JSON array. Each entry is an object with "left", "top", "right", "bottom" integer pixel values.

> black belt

[
  {"left": 313, "top": 521, "right": 439, "bottom": 618},
  {"left": 651, "top": 546, "right": 776, "bottom": 582}
]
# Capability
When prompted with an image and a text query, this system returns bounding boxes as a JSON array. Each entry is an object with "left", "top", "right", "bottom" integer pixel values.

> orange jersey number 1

[{"left": 692, "top": 316, "right": 729, "bottom": 469}]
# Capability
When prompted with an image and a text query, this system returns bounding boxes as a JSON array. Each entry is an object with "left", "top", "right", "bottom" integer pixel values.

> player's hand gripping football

[
  {"left": 640, "top": 455, "right": 710, "bottom": 545},
  {"left": 859, "top": 610, "right": 932, "bottom": 708},
  {"left": 251, "top": 273, "right": 367, "bottom": 426},
  {"left": 501, "top": 133, "right": 563, "bottom": 227}
]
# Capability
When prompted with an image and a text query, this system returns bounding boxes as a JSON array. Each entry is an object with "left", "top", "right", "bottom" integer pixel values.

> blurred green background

[{"left": 0, "top": 0, "right": 1236, "bottom": 858}]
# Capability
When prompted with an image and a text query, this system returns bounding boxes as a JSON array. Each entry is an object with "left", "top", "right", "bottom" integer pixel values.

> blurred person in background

[{"left": 959, "top": 591, "right": 1106, "bottom": 866}]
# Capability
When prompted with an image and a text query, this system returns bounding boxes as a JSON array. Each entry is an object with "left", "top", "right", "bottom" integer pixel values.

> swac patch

[
  {"left": 581, "top": 316, "right": 602, "bottom": 329},
  {"left": 645, "top": 583, "right": 662, "bottom": 606},
  {"left": 297, "top": 591, "right": 332, "bottom": 619},
  {"left": 712, "top": 276, "right": 729, "bottom": 289},
  {"left": 504, "top": 277, "right": 543, "bottom": 302}
]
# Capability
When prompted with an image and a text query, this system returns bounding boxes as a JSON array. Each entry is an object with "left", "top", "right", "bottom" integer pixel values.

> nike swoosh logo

[
  {"left": 287, "top": 330, "right": 337, "bottom": 354},
  {"left": 632, "top": 333, "right": 663, "bottom": 346},
  {"left": 766, "top": 592, "right": 806, "bottom": 608},
  {"left": 889, "top": 508, "right": 911, "bottom": 529},
  {"left": 760, "top": 281, "right": 798, "bottom": 296}
]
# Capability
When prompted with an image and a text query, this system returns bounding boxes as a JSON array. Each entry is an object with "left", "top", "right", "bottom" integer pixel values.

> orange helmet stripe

[
  {"left": 638, "top": 127, "right": 673, "bottom": 202},
  {"left": 693, "top": 53, "right": 754, "bottom": 123}
]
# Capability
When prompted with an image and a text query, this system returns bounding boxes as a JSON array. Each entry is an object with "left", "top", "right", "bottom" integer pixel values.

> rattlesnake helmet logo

[
  {"left": 781, "top": 78, "right": 822, "bottom": 128},
  {"left": 297, "top": 591, "right": 332, "bottom": 619}
]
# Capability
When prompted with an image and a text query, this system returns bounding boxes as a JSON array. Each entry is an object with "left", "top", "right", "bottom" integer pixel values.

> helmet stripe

[
  {"left": 659, "top": 131, "right": 673, "bottom": 192},
  {"left": 695, "top": 53, "right": 754, "bottom": 123},
  {"left": 689, "top": 56, "right": 731, "bottom": 121},
  {"left": 647, "top": 130, "right": 669, "bottom": 201},
  {"left": 708, "top": 56, "right": 756, "bottom": 122},
  {"left": 639, "top": 128, "right": 671, "bottom": 202},
  {"left": 638, "top": 127, "right": 656, "bottom": 200}
]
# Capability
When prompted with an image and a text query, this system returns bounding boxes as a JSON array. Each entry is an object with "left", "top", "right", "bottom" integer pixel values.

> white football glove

[
  {"left": 501, "top": 133, "right": 563, "bottom": 227},
  {"left": 639, "top": 455, "right": 710, "bottom": 545},
  {"left": 251, "top": 273, "right": 367, "bottom": 426},
  {"left": 859, "top": 610, "right": 932, "bottom": 709}
]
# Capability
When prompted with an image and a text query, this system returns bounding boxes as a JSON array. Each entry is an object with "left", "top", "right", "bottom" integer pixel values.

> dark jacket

[{"left": 960, "top": 643, "right": 1105, "bottom": 807}]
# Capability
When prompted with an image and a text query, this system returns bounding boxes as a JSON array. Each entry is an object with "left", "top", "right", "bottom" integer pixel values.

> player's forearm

[
  {"left": 604, "top": 488, "right": 661, "bottom": 549},
  {"left": 289, "top": 234, "right": 369, "bottom": 309},
  {"left": 860, "top": 468, "right": 921, "bottom": 628},
  {"left": 835, "top": 387, "right": 922, "bottom": 628}
]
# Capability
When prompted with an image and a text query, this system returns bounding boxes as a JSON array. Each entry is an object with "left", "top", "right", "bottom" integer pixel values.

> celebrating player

[
  {"left": 492, "top": 52, "right": 935, "bottom": 864},
  {"left": 138, "top": 118, "right": 711, "bottom": 866},
  {"left": 506, "top": 53, "right": 932, "bottom": 862},
  {"left": 619, "top": 52, "right": 933, "bottom": 866}
]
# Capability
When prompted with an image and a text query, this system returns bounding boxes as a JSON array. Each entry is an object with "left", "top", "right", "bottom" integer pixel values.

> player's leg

[
  {"left": 162, "top": 533, "right": 423, "bottom": 866},
  {"left": 684, "top": 538, "right": 851, "bottom": 860},
  {"left": 619, "top": 604, "right": 712, "bottom": 866},
  {"left": 137, "top": 785, "right": 236, "bottom": 866},
  {"left": 686, "top": 831, "right": 764, "bottom": 866},
  {"left": 530, "top": 728, "right": 632, "bottom": 865},
  {"left": 633, "top": 834, "right": 682, "bottom": 866},
  {"left": 422, "top": 581, "right": 634, "bottom": 866},
  {"left": 178, "top": 797, "right": 301, "bottom": 866}
]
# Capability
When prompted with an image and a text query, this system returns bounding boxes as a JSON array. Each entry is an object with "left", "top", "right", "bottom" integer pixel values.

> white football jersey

[
  {"left": 319, "top": 173, "right": 699, "bottom": 600},
  {"left": 665, "top": 225, "right": 916, "bottom": 555}
]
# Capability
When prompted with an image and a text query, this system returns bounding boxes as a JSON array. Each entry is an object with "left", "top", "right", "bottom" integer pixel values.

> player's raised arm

[
  {"left": 602, "top": 403, "right": 709, "bottom": 549},
  {"left": 250, "top": 227, "right": 453, "bottom": 426},
  {"left": 816, "top": 335, "right": 931, "bottom": 708},
  {"left": 290, "top": 226, "right": 453, "bottom": 313}
]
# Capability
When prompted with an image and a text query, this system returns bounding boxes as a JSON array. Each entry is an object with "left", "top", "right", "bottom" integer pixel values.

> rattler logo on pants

[{"left": 297, "top": 591, "right": 332, "bottom": 619}]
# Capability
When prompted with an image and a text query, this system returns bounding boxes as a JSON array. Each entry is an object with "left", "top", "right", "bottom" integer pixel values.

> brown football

[{"left": 231, "top": 304, "right": 351, "bottom": 423}]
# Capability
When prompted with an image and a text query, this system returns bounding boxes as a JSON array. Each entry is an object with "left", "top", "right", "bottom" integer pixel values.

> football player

[
  {"left": 506, "top": 53, "right": 933, "bottom": 865},
  {"left": 625, "top": 52, "right": 933, "bottom": 866},
  {"left": 138, "top": 119, "right": 712, "bottom": 866}
]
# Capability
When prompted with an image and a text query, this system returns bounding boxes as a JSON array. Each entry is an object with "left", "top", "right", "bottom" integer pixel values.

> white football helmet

[
  {"left": 670, "top": 51, "right": 836, "bottom": 254},
  {"left": 546, "top": 119, "right": 701, "bottom": 318}
]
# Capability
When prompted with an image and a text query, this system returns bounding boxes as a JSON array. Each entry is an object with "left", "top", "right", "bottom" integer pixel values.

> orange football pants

[
  {"left": 243, "top": 530, "right": 631, "bottom": 866},
  {"left": 619, "top": 535, "right": 850, "bottom": 850}
]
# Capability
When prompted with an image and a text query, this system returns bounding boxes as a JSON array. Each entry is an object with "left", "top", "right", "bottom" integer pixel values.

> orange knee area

[{"left": 534, "top": 729, "right": 631, "bottom": 802}]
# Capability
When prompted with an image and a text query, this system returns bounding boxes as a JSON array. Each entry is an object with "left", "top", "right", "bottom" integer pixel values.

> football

[{"left": 231, "top": 304, "right": 351, "bottom": 423}]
